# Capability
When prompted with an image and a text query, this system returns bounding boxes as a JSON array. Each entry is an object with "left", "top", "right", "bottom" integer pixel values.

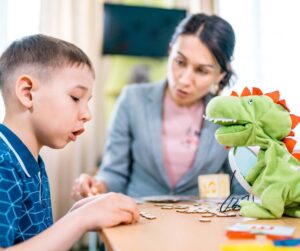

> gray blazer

[{"left": 97, "top": 81, "right": 242, "bottom": 198}]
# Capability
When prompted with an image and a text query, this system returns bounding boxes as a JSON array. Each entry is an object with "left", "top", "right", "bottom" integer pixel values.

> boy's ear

[{"left": 15, "top": 75, "right": 36, "bottom": 109}]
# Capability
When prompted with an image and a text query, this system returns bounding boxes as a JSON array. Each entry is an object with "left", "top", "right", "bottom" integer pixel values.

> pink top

[{"left": 162, "top": 92, "right": 204, "bottom": 187}]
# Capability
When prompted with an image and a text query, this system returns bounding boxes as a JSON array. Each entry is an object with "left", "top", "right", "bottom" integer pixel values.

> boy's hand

[
  {"left": 72, "top": 192, "right": 139, "bottom": 230},
  {"left": 71, "top": 173, "right": 107, "bottom": 200}
]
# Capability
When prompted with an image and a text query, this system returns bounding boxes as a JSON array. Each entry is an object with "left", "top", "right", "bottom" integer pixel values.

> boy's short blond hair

[{"left": 0, "top": 34, "right": 95, "bottom": 99}]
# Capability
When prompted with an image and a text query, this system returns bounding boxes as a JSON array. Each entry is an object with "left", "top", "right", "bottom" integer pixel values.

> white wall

[
  {"left": 219, "top": 0, "right": 300, "bottom": 138},
  {"left": 0, "top": 0, "right": 40, "bottom": 122}
]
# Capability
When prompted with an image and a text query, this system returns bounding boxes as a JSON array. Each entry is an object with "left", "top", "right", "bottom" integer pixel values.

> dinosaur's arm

[{"left": 245, "top": 159, "right": 265, "bottom": 184}]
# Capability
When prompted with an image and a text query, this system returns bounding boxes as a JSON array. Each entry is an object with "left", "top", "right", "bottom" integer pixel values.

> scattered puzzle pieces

[
  {"left": 199, "top": 218, "right": 212, "bottom": 223},
  {"left": 139, "top": 211, "right": 157, "bottom": 220},
  {"left": 150, "top": 202, "right": 240, "bottom": 223}
]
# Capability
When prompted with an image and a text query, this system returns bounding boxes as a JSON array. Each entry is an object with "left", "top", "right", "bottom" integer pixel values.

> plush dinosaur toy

[{"left": 205, "top": 87, "right": 300, "bottom": 218}]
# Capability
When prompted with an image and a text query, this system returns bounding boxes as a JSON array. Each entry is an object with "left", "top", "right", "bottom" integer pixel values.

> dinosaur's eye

[{"left": 248, "top": 99, "right": 253, "bottom": 105}]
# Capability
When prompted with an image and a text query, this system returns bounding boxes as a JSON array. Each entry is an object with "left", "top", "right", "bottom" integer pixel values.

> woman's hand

[{"left": 71, "top": 173, "right": 107, "bottom": 200}]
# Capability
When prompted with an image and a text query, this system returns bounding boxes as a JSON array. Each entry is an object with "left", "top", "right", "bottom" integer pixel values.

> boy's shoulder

[
  {"left": 0, "top": 139, "right": 13, "bottom": 162},
  {"left": 0, "top": 139, "right": 24, "bottom": 214},
  {"left": 0, "top": 139, "right": 22, "bottom": 178}
]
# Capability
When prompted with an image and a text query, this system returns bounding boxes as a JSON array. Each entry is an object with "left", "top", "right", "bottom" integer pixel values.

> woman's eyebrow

[{"left": 177, "top": 51, "right": 215, "bottom": 68}]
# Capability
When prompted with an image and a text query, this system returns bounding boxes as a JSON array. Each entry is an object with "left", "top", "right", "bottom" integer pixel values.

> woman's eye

[
  {"left": 196, "top": 68, "right": 208, "bottom": 75},
  {"left": 71, "top": 96, "right": 80, "bottom": 102},
  {"left": 175, "top": 58, "right": 185, "bottom": 66},
  {"left": 248, "top": 99, "right": 253, "bottom": 105}
]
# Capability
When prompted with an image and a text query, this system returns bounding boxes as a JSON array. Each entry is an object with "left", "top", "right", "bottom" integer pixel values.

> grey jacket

[{"left": 97, "top": 81, "right": 242, "bottom": 198}]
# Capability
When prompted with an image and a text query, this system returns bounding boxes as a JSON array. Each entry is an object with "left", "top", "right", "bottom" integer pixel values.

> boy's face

[{"left": 31, "top": 65, "right": 94, "bottom": 149}]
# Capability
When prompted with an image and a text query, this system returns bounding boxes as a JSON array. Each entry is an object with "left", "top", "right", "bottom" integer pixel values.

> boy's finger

[
  {"left": 119, "top": 210, "right": 135, "bottom": 224},
  {"left": 118, "top": 197, "right": 139, "bottom": 222}
]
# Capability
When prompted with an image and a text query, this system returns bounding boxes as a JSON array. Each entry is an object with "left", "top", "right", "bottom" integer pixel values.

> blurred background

[{"left": 0, "top": 0, "right": 300, "bottom": 250}]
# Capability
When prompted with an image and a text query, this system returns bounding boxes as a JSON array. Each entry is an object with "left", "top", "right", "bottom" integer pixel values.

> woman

[{"left": 72, "top": 13, "right": 243, "bottom": 199}]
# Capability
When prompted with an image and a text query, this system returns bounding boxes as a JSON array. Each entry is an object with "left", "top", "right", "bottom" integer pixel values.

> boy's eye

[{"left": 71, "top": 96, "right": 80, "bottom": 102}]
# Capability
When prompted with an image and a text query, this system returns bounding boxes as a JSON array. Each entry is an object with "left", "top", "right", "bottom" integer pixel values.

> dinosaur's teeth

[
  {"left": 203, "top": 115, "right": 214, "bottom": 122},
  {"left": 203, "top": 115, "right": 236, "bottom": 123},
  {"left": 214, "top": 118, "right": 237, "bottom": 123}
]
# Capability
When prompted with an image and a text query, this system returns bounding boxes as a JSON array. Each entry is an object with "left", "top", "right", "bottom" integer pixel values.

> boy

[{"left": 0, "top": 34, "right": 139, "bottom": 250}]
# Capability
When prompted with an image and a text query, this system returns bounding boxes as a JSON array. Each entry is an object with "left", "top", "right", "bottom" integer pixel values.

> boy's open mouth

[
  {"left": 70, "top": 128, "right": 85, "bottom": 141},
  {"left": 73, "top": 128, "right": 85, "bottom": 136}
]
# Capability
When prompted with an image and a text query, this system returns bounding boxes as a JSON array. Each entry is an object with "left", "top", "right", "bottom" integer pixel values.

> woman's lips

[{"left": 176, "top": 89, "right": 189, "bottom": 99}]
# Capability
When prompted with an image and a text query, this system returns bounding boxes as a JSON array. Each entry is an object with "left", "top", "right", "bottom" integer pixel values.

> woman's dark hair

[{"left": 170, "top": 13, "right": 236, "bottom": 90}]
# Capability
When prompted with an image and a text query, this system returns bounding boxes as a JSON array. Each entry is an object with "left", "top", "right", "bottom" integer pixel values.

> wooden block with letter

[{"left": 198, "top": 174, "right": 230, "bottom": 199}]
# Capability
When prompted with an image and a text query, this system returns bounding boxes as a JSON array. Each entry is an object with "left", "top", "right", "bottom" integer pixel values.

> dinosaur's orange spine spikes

[
  {"left": 230, "top": 91, "right": 238, "bottom": 97},
  {"left": 241, "top": 87, "right": 251, "bottom": 96},
  {"left": 265, "top": 91, "right": 280, "bottom": 103},
  {"left": 277, "top": 99, "right": 290, "bottom": 112},
  {"left": 290, "top": 114, "right": 300, "bottom": 129},
  {"left": 252, "top": 87, "right": 263, "bottom": 95},
  {"left": 292, "top": 152, "right": 300, "bottom": 161},
  {"left": 283, "top": 138, "right": 297, "bottom": 153},
  {"left": 287, "top": 131, "right": 295, "bottom": 137}
]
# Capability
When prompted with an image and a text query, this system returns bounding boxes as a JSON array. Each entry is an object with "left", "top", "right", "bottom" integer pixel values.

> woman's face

[{"left": 167, "top": 35, "right": 225, "bottom": 106}]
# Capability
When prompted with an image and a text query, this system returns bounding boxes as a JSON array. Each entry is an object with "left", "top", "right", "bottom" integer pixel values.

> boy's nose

[{"left": 80, "top": 106, "right": 92, "bottom": 122}]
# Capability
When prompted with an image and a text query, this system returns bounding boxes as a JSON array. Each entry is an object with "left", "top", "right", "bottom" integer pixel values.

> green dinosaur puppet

[{"left": 205, "top": 87, "right": 300, "bottom": 218}]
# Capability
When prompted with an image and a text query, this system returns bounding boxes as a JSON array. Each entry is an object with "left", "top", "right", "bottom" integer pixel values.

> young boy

[{"left": 0, "top": 34, "right": 139, "bottom": 250}]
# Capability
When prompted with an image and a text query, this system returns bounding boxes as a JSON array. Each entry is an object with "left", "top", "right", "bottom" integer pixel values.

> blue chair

[{"left": 228, "top": 147, "right": 258, "bottom": 194}]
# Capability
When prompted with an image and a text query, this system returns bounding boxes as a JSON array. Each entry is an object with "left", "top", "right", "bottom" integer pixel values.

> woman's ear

[
  {"left": 217, "top": 72, "right": 226, "bottom": 84},
  {"left": 209, "top": 83, "right": 219, "bottom": 95},
  {"left": 210, "top": 72, "right": 227, "bottom": 94},
  {"left": 15, "top": 75, "right": 36, "bottom": 109}
]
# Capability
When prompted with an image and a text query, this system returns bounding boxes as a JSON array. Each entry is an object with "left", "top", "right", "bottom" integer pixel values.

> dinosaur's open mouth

[
  {"left": 204, "top": 115, "right": 249, "bottom": 134},
  {"left": 217, "top": 124, "right": 248, "bottom": 134}
]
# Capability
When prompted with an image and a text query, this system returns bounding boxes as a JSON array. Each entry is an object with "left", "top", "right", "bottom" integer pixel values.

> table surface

[{"left": 100, "top": 202, "right": 300, "bottom": 251}]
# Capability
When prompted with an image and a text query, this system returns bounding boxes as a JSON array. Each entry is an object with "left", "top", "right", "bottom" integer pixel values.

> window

[
  {"left": 219, "top": 0, "right": 300, "bottom": 136},
  {"left": 0, "top": 0, "right": 40, "bottom": 121}
]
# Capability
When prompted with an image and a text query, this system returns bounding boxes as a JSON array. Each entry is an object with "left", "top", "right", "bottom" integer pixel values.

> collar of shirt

[{"left": 0, "top": 123, "right": 44, "bottom": 178}]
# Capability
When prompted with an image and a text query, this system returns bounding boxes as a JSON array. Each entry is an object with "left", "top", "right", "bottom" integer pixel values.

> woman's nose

[{"left": 178, "top": 67, "right": 194, "bottom": 86}]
